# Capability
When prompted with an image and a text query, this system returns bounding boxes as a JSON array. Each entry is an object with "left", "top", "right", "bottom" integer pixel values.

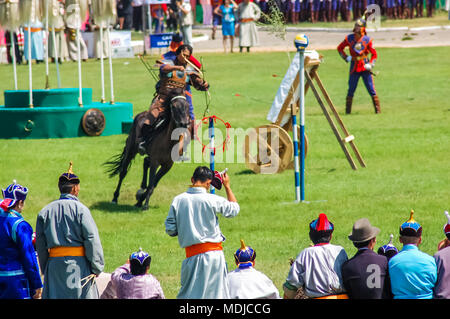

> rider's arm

[{"left": 161, "top": 64, "right": 184, "bottom": 73}]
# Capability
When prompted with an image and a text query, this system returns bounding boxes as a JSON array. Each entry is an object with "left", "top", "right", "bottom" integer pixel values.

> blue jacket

[
  {"left": 389, "top": 244, "right": 437, "bottom": 299},
  {"left": 0, "top": 207, "right": 43, "bottom": 298}
]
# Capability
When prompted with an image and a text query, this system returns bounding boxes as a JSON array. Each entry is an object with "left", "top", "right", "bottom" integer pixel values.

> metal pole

[
  {"left": 51, "top": 28, "right": 61, "bottom": 88},
  {"left": 27, "top": 26, "right": 33, "bottom": 108},
  {"left": 76, "top": 4, "right": 83, "bottom": 106},
  {"left": 100, "top": 21, "right": 105, "bottom": 103},
  {"left": 45, "top": 0, "right": 50, "bottom": 89},
  {"left": 209, "top": 117, "right": 215, "bottom": 194},
  {"left": 77, "top": 27, "right": 83, "bottom": 106},
  {"left": 107, "top": 18, "right": 114, "bottom": 104},
  {"left": 10, "top": 31, "right": 18, "bottom": 90}
]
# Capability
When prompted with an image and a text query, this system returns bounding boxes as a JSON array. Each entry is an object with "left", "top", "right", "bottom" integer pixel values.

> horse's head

[{"left": 170, "top": 95, "right": 190, "bottom": 128}]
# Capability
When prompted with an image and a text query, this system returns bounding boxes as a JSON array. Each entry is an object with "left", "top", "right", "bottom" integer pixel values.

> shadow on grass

[
  {"left": 91, "top": 201, "right": 159, "bottom": 213},
  {"left": 236, "top": 169, "right": 256, "bottom": 175}
]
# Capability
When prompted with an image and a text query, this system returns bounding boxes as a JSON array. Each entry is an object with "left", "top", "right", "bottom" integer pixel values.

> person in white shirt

[
  {"left": 227, "top": 240, "right": 280, "bottom": 299},
  {"left": 165, "top": 166, "right": 240, "bottom": 299},
  {"left": 176, "top": 0, "right": 194, "bottom": 46}
]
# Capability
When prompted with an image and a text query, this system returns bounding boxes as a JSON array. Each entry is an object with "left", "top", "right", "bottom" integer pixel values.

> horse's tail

[{"left": 103, "top": 114, "right": 141, "bottom": 178}]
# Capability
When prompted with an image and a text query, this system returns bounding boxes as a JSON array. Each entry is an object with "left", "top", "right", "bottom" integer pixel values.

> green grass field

[{"left": 0, "top": 45, "right": 449, "bottom": 298}]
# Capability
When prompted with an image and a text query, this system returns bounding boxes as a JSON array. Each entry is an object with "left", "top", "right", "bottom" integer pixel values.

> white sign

[
  {"left": 110, "top": 31, "right": 134, "bottom": 58},
  {"left": 82, "top": 31, "right": 134, "bottom": 59}
]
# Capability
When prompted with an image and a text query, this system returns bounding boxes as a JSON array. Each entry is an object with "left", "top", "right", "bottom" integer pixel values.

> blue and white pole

[
  {"left": 209, "top": 117, "right": 215, "bottom": 194},
  {"left": 294, "top": 34, "right": 309, "bottom": 202}
]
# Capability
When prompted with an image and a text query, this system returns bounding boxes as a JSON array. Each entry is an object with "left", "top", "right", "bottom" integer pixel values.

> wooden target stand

[{"left": 244, "top": 55, "right": 366, "bottom": 173}]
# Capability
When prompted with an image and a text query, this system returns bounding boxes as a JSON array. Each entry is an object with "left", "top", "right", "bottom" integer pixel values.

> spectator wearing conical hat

[
  {"left": 377, "top": 234, "right": 399, "bottom": 261},
  {"left": 0, "top": 180, "right": 43, "bottom": 299},
  {"left": 102, "top": 248, "right": 165, "bottom": 299},
  {"left": 283, "top": 213, "right": 348, "bottom": 299},
  {"left": 433, "top": 211, "right": 450, "bottom": 299},
  {"left": 35, "top": 162, "right": 104, "bottom": 299},
  {"left": 227, "top": 240, "right": 280, "bottom": 299},
  {"left": 388, "top": 210, "right": 437, "bottom": 299},
  {"left": 342, "top": 218, "right": 392, "bottom": 299}
]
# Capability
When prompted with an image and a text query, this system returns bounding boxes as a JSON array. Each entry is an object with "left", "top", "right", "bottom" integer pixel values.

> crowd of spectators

[{"left": 1, "top": 165, "right": 450, "bottom": 300}]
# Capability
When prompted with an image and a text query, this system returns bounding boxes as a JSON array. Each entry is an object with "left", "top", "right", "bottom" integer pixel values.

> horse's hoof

[
  {"left": 134, "top": 202, "right": 142, "bottom": 208},
  {"left": 111, "top": 199, "right": 117, "bottom": 204},
  {"left": 142, "top": 205, "right": 149, "bottom": 211}
]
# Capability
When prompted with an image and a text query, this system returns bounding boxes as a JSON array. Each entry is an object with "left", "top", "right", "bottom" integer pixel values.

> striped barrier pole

[
  {"left": 209, "top": 117, "right": 215, "bottom": 194},
  {"left": 292, "top": 107, "right": 300, "bottom": 202},
  {"left": 294, "top": 34, "right": 309, "bottom": 202}
]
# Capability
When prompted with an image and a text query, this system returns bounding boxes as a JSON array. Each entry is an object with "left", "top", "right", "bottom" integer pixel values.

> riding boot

[
  {"left": 372, "top": 95, "right": 381, "bottom": 114},
  {"left": 138, "top": 123, "right": 154, "bottom": 155},
  {"left": 346, "top": 96, "right": 353, "bottom": 114}
]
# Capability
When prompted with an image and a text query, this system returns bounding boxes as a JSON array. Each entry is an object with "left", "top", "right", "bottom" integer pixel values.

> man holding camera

[{"left": 165, "top": 166, "right": 239, "bottom": 299}]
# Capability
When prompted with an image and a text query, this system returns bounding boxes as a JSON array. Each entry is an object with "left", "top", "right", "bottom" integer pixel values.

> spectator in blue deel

[
  {"left": 388, "top": 210, "right": 437, "bottom": 299},
  {"left": 0, "top": 181, "right": 43, "bottom": 299}
]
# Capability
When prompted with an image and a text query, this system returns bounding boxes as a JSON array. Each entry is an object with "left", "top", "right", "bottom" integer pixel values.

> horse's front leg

[
  {"left": 142, "top": 162, "right": 174, "bottom": 211},
  {"left": 136, "top": 161, "right": 155, "bottom": 207}
]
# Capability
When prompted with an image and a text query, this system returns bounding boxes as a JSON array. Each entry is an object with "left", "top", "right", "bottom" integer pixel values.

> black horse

[{"left": 104, "top": 95, "right": 191, "bottom": 210}]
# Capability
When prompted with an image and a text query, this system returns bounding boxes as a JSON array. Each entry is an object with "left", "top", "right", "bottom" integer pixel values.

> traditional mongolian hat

[
  {"left": 399, "top": 210, "right": 422, "bottom": 237},
  {"left": 348, "top": 218, "right": 380, "bottom": 243},
  {"left": 353, "top": 9, "right": 371, "bottom": 35},
  {"left": 1, "top": 180, "right": 29, "bottom": 209},
  {"left": 377, "top": 234, "right": 398, "bottom": 260},
  {"left": 59, "top": 161, "right": 80, "bottom": 185},
  {"left": 130, "top": 247, "right": 151, "bottom": 269},
  {"left": 309, "top": 213, "right": 334, "bottom": 236},
  {"left": 234, "top": 239, "right": 256, "bottom": 269}
]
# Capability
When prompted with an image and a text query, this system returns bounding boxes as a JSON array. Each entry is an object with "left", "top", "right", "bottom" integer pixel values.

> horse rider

[
  {"left": 337, "top": 14, "right": 380, "bottom": 114},
  {"left": 161, "top": 34, "right": 203, "bottom": 139},
  {"left": 138, "top": 44, "right": 209, "bottom": 156}
]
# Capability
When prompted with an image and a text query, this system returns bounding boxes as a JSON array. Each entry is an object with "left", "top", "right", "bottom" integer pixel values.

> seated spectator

[
  {"left": 377, "top": 234, "right": 399, "bottom": 261},
  {"left": 227, "top": 240, "right": 280, "bottom": 299},
  {"left": 283, "top": 213, "right": 348, "bottom": 299},
  {"left": 433, "top": 211, "right": 450, "bottom": 299},
  {"left": 437, "top": 211, "right": 450, "bottom": 251},
  {"left": 342, "top": 218, "right": 392, "bottom": 299},
  {"left": 108, "top": 248, "right": 165, "bottom": 299},
  {"left": 389, "top": 210, "right": 437, "bottom": 299}
]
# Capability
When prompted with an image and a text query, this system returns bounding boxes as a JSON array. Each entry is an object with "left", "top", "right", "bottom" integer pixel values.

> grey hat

[{"left": 348, "top": 218, "right": 380, "bottom": 243}]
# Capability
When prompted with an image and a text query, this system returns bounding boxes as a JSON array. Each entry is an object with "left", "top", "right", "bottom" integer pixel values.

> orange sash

[
  {"left": 49, "top": 246, "right": 85, "bottom": 257},
  {"left": 185, "top": 242, "right": 223, "bottom": 258},
  {"left": 314, "top": 294, "right": 349, "bottom": 299}
]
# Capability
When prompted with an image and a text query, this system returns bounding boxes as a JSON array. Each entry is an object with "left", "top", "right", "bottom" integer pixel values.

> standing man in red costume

[{"left": 337, "top": 15, "right": 380, "bottom": 114}]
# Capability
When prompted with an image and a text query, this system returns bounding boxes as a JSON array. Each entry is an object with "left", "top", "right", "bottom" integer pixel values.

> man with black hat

[
  {"left": 388, "top": 210, "right": 437, "bottom": 299},
  {"left": 283, "top": 213, "right": 348, "bottom": 299},
  {"left": 165, "top": 166, "right": 239, "bottom": 299},
  {"left": 341, "top": 218, "right": 392, "bottom": 299},
  {"left": 35, "top": 162, "right": 105, "bottom": 299}
]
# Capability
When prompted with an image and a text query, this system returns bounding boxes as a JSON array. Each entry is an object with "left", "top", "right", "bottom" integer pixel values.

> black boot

[
  {"left": 346, "top": 96, "right": 353, "bottom": 114},
  {"left": 138, "top": 123, "right": 154, "bottom": 156}
]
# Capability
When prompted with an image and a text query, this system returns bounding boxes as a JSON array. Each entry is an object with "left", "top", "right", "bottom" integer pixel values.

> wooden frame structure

[{"left": 244, "top": 54, "right": 366, "bottom": 173}]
